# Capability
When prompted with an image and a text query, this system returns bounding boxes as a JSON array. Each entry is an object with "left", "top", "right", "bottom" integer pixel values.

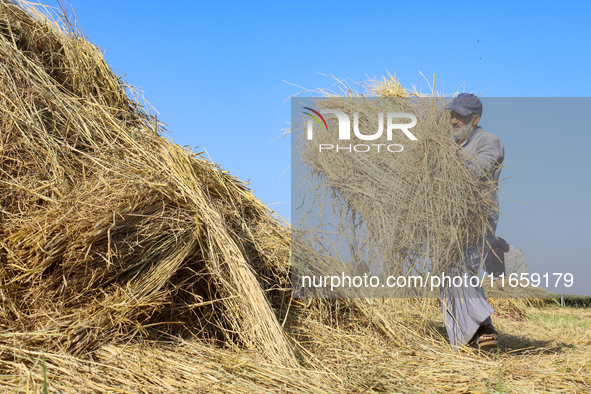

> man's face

[{"left": 450, "top": 111, "right": 479, "bottom": 141}]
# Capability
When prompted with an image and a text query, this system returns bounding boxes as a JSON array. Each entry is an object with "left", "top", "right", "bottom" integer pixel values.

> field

[{"left": 1, "top": 301, "right": 589, "bottom": 393}]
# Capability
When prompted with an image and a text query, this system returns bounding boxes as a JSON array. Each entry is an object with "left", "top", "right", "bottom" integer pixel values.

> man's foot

[{"left": 477, "top": 324, "right": 499, "bottom": 349}]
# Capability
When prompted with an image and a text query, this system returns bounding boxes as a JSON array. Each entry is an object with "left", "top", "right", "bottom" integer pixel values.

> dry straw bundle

[
  {"left": 294, "top": 75, "right": 500, "bottom": 294},
  {"left": 0, "top": 0, "right": 296, "bottom": 365}
]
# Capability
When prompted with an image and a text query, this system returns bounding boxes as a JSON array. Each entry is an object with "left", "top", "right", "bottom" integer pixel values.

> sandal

[{"left": 477, "top": 324, "right": 500, "bottom": 349}]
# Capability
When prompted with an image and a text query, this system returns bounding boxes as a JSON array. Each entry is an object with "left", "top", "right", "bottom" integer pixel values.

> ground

[{"left": 1, "top": 301, "right": 589, "bottom": 393}]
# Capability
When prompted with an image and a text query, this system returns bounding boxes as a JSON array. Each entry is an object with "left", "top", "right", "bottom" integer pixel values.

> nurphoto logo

[{"left": 303, "top": 107, "right": 418, "bottom": 153}]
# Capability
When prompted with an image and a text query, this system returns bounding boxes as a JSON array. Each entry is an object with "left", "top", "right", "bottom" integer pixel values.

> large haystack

[{"left": 0, "top": 0, "right": 296, "bottom": 365}]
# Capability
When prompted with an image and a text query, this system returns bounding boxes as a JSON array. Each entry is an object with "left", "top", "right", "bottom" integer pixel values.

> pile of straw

[
  {"left": 0, "top": 0, "right": 295, "bottom": 365},
  {"left": 294, "top": 76, "right": 500, "bottom": 289},
  {"left": 2, "top": 297, "right": 590, "bottom": 393}
]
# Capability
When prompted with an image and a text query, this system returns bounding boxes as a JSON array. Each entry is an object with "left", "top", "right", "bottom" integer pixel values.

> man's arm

[{"left": 460, "top": 133, "right": 504, "bottom": 180}]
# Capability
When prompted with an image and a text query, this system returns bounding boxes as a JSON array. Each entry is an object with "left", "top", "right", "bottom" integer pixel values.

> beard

[{"left": 452, "top": 118, "right": 474, "bottom": 143}]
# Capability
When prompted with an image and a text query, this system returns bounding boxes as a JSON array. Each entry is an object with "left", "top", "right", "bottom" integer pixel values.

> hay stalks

[
  {"left": 292, "top": 75, "right": 499, "bottom": 294},
  {"left": 0, "top": 0, "right": 295, "bottom": 366}
]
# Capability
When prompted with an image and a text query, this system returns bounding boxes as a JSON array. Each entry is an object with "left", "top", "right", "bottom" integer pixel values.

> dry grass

[
  {"left": 292, "top": 75, "right": 501, "bottom": 298},
  {"left": 0, "top": 0, "right": 294, "bottom": 366},
  {"left": 0, "top": 301, "right": 589, "bottom": 393}
]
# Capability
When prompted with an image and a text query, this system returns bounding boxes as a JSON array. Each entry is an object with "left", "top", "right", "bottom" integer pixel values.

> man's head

[{"left": 445, "top": 93, "right": 482, "bottom": 142}]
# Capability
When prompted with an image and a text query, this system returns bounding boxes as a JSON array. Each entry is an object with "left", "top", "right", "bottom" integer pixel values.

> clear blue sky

[{"left": 34, "top": 1, "right": 590, "bottom": 295}]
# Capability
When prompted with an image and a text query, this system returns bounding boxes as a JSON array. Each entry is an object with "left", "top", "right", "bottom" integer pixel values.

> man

[{"left": 441, "top": 93, "right": 505, "bottom": 349}]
